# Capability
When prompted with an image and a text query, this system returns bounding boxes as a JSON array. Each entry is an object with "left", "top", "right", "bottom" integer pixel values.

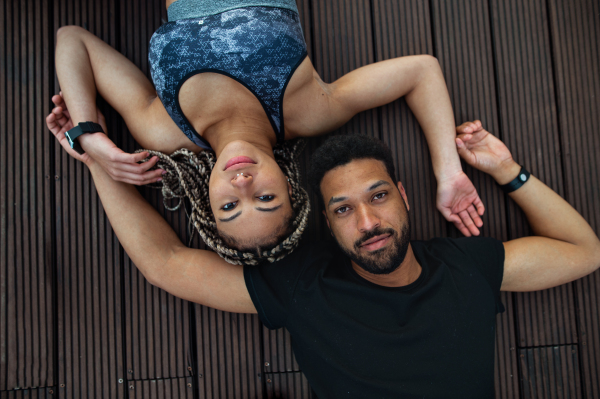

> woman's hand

[
  {"left": 47, "top": 94, "right": 164, "bottom": 185},
  {"left": 46, "top": 94, "right": 100, "bottom": 167}
]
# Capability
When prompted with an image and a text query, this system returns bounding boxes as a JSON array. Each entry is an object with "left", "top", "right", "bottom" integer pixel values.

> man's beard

[{"left": 334, "top": 219, "right": 411, "bottom": 275}]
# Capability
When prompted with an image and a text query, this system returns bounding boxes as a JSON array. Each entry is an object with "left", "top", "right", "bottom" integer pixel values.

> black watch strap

[
  {"left": 499, "top": 166, "right": 531, "bottom": 193},
  {"left": 65, "top": 121, "right": 105, "bottom": 155}
]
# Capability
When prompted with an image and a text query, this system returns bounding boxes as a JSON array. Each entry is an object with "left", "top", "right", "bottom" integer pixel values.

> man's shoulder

[{"left": 413, "top": 236, "right": 504, "bottom": 269}]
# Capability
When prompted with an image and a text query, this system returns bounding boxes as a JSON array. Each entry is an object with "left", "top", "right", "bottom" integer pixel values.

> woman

[{"left": 51, "top": 0, "right": 484, "bottom": 264}]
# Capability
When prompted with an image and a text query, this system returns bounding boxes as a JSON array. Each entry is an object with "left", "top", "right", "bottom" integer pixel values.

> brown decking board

[
  {"left": 1, "top": 0, "right": 55, "bottom": 392},
  {"left": 519, "top": 345, "right": 582, "bottom": 399},
  {"left": 2, "top": 0, "right": 600, "bottom": 397},
  {"left": 548, "top": 0, "right": 600, "bottom": 397},
  {"left": 52, "top": 1, "right": 125, "bottom": 398},
  {"left": 129, "top": 377, "right": 194, "bottom": 399}
]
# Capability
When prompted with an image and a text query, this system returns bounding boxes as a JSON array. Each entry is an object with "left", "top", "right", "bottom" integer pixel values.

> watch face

[{"left": 65, "top": 132, "right": 75, "bottom": 148}]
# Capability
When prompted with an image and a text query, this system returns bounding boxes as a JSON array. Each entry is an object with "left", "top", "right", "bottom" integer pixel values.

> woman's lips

[
  {"left": 224, "top": 156, "right": 256, "bottom": 171},
  {"left": 360, "top": 234, "right": 391, "bottom": 251}
]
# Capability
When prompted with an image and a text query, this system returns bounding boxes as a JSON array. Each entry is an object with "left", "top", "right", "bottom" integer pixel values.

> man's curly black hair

[{"left": 308, "top": 134, "right": 397, "bottom": 205}]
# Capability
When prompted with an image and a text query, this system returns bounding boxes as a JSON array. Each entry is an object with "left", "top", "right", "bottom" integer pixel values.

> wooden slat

[
  {"left": 53, "top": 1, "right": 125, "bottom": 398},
  {"left": 490, "top": 0, "right": 578, "bottom": 349},
  {"left": 519, "top": 345, "right": 581, "bottom": 399},
  {"left": 311, "top": 0, "right": 378, "bottom": 138},
  {"left": 194, "top": 307, "right": 263, "bottom": 399},
  {"left": 264, "top": 372, "right": 313, "bottom": 399},
  {"left": 372, "top": 0, "right": 445, "bottom": 241},
  {"left": 0, "top": 388, "right": 56, "bottom": 399},
  {"left": 129, "top": 377, "right": 193, "bottom": 399},
  {"left": 116, "top": 0, "right": 194, "bottom": 384},
  {"left": 0, "top": 0, "right": 54, "bottom": 391},
  {"left": 547, "top": 0, "right": 600, "bottom": 396}
]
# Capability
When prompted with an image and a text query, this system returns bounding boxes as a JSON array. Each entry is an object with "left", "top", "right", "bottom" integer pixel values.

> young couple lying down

[{"left": 48, "top": 0, "right": 485, "bottom": 265}]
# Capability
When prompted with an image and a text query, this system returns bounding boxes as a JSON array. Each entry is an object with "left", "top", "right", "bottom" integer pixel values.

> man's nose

[
  {"left": 231, "top": 172, "right": 253, "bottom": 188},
  {"left": 356, "top": 205, "right": 381, "bottom": 232}
]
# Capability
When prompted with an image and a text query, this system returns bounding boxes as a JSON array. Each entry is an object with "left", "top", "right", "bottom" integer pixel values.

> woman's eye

[
  {"left": 222, "top": 201, "right": 237, "bottom": 211},
  {"left": 258, "top": 195, "right": 275, "bottom": 202}
]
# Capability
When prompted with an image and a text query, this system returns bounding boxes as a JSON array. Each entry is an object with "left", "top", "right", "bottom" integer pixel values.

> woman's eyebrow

[
  {"left": 256, "top": 204, "right": 283, "bottom": 212},
  {"left": 219, "top": 211, "right": 242, "bottom": 222}
]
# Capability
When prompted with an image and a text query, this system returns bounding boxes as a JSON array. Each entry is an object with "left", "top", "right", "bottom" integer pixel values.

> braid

[{"left": 139, "top": 139, "right": 310, "bottom": 266}]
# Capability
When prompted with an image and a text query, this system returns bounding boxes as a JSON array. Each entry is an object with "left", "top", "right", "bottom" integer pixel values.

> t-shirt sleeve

[
  {"left": 435, "top": 237, "right": 506, "bottom": 313},
  {"left": 244, "top": 242, "right": 318, "bottom": 330}
]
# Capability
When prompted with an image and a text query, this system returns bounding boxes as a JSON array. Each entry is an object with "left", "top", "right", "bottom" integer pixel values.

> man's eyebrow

[
  {"left": 368, "top": 180, "right": 390, "bottom": 191},
  {"left": 327, "top": 181, "right": 391, "bottom": 207},
  {"left": 256, "top": 204, "right": 283, "bottom": 212},
  {"left": 219, "top": 211, "right": 242, "bottom": 222},
  {"left": 328, "top": 196, "right": 348, "bottom": 207}
]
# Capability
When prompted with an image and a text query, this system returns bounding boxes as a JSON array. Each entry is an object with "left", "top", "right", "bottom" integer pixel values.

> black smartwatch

[
  {"left": 65, "top": 121, "right": 105, "bottom": 155},
  {"left": 499, "top": 165, "right": 531, "bottom": 193}
]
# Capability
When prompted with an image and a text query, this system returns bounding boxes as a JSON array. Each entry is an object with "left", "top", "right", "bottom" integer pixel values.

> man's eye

[
  {"left": 373, "top": 192, "right": 387, "bottom": 200},
  {"left": 258, "top": 195, "right": 275, "bottom": 202},
  {"left": 335, "top": 206, "right": 349, "bottom": 214},
  {"left": 222, "top": 201, "right": 237, "bottom": 211}
]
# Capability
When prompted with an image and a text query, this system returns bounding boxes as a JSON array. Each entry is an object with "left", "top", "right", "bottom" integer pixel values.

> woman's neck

[{"left": 205, "top": 120, "right": 276, "bottom": 159}]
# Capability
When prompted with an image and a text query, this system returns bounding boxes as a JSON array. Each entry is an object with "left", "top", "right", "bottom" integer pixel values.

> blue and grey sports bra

[{"left": 148, "top": 0, "right": 308, "bottom": 150}]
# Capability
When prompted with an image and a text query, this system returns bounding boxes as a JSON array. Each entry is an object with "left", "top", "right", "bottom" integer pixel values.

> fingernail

[
  {"left": 161, "top": 170, "right": 167, "bottom": 175},
  {"left": 157, "top": 178, "right": 162, "bottom": 182}
]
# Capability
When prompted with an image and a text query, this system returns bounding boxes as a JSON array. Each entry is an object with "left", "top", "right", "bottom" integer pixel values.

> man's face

[{"left": 321, "top": 159, "right": 411, "bottom": 275}]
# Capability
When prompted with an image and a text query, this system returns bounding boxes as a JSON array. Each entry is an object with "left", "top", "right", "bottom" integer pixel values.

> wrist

[
  {"left": 78, "top": 131, "right": 105, "bottom": 148},
  {"left": 491, "top": 159, "right": 520, "bottom": 185},
  {"left": 433, "top": 157, "right": 463, "bottom": 182}
]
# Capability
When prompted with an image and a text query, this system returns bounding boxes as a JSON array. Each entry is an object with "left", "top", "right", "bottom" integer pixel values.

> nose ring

[{"left": 236, "top": 173, "right": 245, "bottom": 177}]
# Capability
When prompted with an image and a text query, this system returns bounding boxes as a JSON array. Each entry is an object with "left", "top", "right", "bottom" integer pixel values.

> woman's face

[{"left": 209, "top": 141, "right": 293, "bottom": 249}]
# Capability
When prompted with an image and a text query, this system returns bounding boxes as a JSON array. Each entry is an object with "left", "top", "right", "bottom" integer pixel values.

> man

[{"left": 48, "top": 107, "right": 600, "bottom": 398}]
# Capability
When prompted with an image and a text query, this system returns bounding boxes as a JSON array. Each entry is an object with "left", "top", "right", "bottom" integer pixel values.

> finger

[
  {"left": 112, "top": 151, "right": 150, "bottom": 164},
  {"left": 467, "top": 204, "right": 483, "bottom": 228},
  {"left": 456, "top": 138, "right": 477, "bottom": 165},
  {"left": 452, "top": 216, "right": 472, "bottom": 237},
  {"left": 113, "top": 169, "right": 165, "bottom": 186},
  {"left": 53, "top": 108, "right": 70, "bottom": 127},
  {"left": 114, "top": 156, "right": 160, "bottom": 174},
  {"left": 456, "top": 121, "right": 476, "bottom": 135},
  {"left": 46, "top": 112, "right": 59, "bottom": 132},
  {"left": 471, "top": 195, "right": 485, "bottom": 217},
  {"left": 459, "top": 209, "right": 480, "bottom": 236},
  {"left": 456, "top": 133, "right": 473, "bottom": 142}
]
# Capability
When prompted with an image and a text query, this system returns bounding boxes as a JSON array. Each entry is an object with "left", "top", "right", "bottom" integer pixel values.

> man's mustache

[{"left": 354, "top": 227, "right": 397, "bottom": 249}]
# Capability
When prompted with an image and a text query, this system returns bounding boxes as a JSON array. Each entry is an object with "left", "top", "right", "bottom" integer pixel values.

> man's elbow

[{"left": 590, "top": 238, "right": 600, "bottom": 273}]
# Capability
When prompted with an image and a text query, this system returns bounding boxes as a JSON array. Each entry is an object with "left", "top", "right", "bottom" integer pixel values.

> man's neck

[{"left": 351, "top": 245, "right": 422, "bottom": 287}]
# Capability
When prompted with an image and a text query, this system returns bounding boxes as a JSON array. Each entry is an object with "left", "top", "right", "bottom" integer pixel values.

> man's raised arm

[
  {"left": 456, "top": 121, "right": 600, "bottom": 292},
  {"left": 48, "top": 105, "right": 256, "bottom": 314}
]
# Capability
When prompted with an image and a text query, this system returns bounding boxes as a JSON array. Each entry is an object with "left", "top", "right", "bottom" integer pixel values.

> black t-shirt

[{"left": 244, "top": 237, "right": 505, "bottom": 399}]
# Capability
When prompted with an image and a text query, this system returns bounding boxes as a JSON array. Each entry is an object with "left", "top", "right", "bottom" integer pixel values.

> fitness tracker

[
  {"left": 65, "top": 121, "right": 105, "bottom": 155},
  {"left": 499, "top": 166, "right": 531, "bottom": 193}
]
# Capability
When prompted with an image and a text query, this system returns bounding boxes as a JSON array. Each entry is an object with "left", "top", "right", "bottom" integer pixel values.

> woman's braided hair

[{"left": 140, "top": 140, "right": 310, "bottom": 266}]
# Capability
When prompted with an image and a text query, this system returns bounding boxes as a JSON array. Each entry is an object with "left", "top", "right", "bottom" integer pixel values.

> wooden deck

[{"left": 2, "top": 0, "right": 600, "bottom": 397}]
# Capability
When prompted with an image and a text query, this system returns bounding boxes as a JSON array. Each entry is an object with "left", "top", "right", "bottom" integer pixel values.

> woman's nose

[{"left": 231, "top": 172, "right": 253, "bottom": 188}]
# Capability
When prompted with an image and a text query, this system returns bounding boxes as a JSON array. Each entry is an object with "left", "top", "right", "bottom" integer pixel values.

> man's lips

[
  {"left": 359, "top": 234, "right": 391, "bottom": 251},
  {"left": 224, "top": 156, "right": 256, "bottom": 171}
]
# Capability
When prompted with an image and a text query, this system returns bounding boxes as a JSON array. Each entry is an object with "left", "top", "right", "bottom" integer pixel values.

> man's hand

[
  {"left": 436, "top": 172, "right": 485, "bottom": 237},
  {"left": 455, "top": 120, "right": 517, "bottom": 184},
  {"left": 47, "top": 94, "right": 164, "bottom": 185}
]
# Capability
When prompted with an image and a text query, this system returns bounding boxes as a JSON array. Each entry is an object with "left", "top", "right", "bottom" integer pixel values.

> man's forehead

[{"left": 320, "top": 159, "right": 393, "bottom": 200}]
